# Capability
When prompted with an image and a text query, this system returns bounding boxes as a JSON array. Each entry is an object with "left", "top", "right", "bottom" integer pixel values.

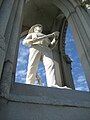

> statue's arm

[
  {"left": 22, "top": 31, "right": 59, "bottom": 46},
  {"left": 49, "top": 31, "right": 59, "bottom": 49},
  {"left": 23, "top": 33, "right": 33, "bottom": 46}
]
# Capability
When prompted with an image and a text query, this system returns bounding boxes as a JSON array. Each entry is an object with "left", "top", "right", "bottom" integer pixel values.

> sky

[{"left": 15, "top": 25, "right": 89, "bottom": 92}]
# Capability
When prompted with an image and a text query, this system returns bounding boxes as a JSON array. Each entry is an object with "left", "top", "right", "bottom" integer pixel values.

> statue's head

[{"left": 28, "top": 24, "right": 43, "bottom": 34}]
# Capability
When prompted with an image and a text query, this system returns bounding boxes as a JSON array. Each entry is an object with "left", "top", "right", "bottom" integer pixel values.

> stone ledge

[
  {"left": 8, "top": 83, "right": 90, "bottom": 108},
  {"left": 8, "top": 93, "right": 90, "bottom": 108},
  {"left": 0, "top": 99, "right": 90, "bottom": 120}
]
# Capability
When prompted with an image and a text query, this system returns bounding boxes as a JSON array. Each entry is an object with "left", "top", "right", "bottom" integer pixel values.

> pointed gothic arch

[{"left": 53, "top": 0, "right": 90, "bottom": 90}]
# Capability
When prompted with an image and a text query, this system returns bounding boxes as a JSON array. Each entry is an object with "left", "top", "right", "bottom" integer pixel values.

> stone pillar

[
  {"left": 58, "top": 18, "right": 74, "bottom": 89},
  {"left": 1, "top": 0, "right": 25, "bottom": 97},
  {"left": 0, "top": 0, "right": 15, "bottom": 78},
  {"left": 63, "top": 55, "right": 75, "bottom": 88},
  {"left": 0, "top": 0, "right": 3, "bottom": 7},
  {"left": 4, "top": 0, "right": 19, "bottom": 50},
  {"left": 87, "top": 9, "right": 90, "bottom": 16},
  {"left": 4, "top": 0, "right": 19, "bottom": 85},
  {"left": 0, "top": 0, "right": 15, "bottom": 36},
  {"left": 50, "top": 16, "right": 64, "bottom": 87},
  {"left": 0, "top": 33, "right": 5, "bottom": 80},
  {"left": 53, "top": 0, "right": 90, "bottom": 90},
  {"left": 0, "top": 0, "right": 18, "bottom": 96}
]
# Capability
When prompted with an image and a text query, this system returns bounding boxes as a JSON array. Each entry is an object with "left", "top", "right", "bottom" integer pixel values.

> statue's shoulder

[{"left": 37, "top": 32, "right": 44, "bottom": 36}]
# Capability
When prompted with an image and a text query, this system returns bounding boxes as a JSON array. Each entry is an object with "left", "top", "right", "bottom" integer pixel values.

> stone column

[
  {"left": 63, "top": 55, "right": 75, "bottom": 88},
  {"left": 87, "top": 9, "right": 90, "bottom": 16},
  {"left": 58, "top": 18, "right": 74, "bottom": 89},
  {"left": 50, "top": 16, "right": 64, "bottom": 87},
  {"left": 0, "top": 0, "right": 3, "bottom": 7},
  {"left": 1, "top": 0, "right": 25, "bottom": 97},
  {"left": 0, "top": 0, "right": 15, "bottom": 78},
  {"left": 53, "top": 0, "right": 90, "bottom": 90},
  {"left": 4, "top": 0, "right": 19, "bottom": 51}
]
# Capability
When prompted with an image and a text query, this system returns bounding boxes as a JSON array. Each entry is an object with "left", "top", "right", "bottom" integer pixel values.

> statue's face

[{"left": 34, "top": 26, "right": 42, "bottom": 33}]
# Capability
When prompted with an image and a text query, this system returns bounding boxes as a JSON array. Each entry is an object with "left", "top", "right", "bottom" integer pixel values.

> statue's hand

[
  {"left": 28, "top": 37, "right": 37, "bottom": 45},
  {"left": 33, "top": 37, "right": 37, "bottom": 41},
  {"left": 27, "top": 40, "right": 33, "bottom": 45},
  {"left": 53, "top": 31, "right": 59, "bottom": 38}
]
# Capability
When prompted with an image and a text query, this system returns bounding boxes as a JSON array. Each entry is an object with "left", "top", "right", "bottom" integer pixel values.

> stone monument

[{"left": 0, "top": 0, "right": 90, "bottom": 120}]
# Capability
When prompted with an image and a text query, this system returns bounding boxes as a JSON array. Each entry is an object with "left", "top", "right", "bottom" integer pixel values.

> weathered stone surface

[
  {"left": 5, "top": 0, "right": 24, "bottom": 63},
  {"left": 0, "top": 83, "right": 90, "bottom": 120},
  {"left": 53, "top": 0, "right": 75, "bottom": 18},
  {"left": 0, "top": 0, "right": 3, "bottom": 7},
  {"left": 0, "top": 0, "right": 14, "bottom": 79},
  {"left": 1, "top": 62, "right": 13, "bottom": 97},
  {"left": 1, "top": 0, "right": 24, "bottom": 94},
  {"left": 0, "top": 0, "right": 14, "bottom": 35},
  {"left": 10, "top": 83, "right": 90, "bottom": 108},
  {"left": 0, "top": 35, "right": 5, "bottom": 78},
  {"left": 4, "top": 0, "right": 19, "bottom": 49},
  {"left": 0, "top": 101, "right": 90, "bottom": 120}
]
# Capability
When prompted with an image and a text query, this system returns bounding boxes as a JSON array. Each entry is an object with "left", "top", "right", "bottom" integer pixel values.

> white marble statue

[{"left": 23, "top": 24, "right": 71, "bottom": 89}]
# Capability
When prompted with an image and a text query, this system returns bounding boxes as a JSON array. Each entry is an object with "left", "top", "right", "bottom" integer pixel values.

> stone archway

[
  {"left": 53, "top": 0, "right": 90, "bottom": 90},
  {"left": 19, "top": 0, "right": 90, "bottom": 89},
  {"left": 19, "top": 0, "right": 76, "bottom": 88}
]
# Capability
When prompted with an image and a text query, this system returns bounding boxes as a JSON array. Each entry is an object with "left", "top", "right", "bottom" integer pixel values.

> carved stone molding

[{"left": 0, "top": 34, "right": 5, "bottom": 51}]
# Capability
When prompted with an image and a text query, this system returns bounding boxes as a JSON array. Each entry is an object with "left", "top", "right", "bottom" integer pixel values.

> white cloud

[
  {"left": 77, "top": 75, "right": 86, "bottom": 82},
  {"left": 74, "top": 74, "right": 89, "bottom": 91},
  {"left": 17, "top": 56, "right": 27, "bottom": 66},
  {"left": 15, "top": 69, "right": 26, "bottom": 83},
  {"left": 16, "top": 69, "right": 26, "bottom": 77},
  {"left": 75, "top": 86, "right": 89, "bottom": 91},
  {"left": 42, "top": 71, "right": 46, "bottom": 76},
  {"left": 19, "top": 47, "right": 29, "bottom": 57},
  {"left": 16, "top": 77, "right": 26, "bottom": 83}
]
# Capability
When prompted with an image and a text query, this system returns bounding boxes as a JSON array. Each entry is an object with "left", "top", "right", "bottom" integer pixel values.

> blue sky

[{"left": 15, "top": 26, "right": 89, "bottom": 92}]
